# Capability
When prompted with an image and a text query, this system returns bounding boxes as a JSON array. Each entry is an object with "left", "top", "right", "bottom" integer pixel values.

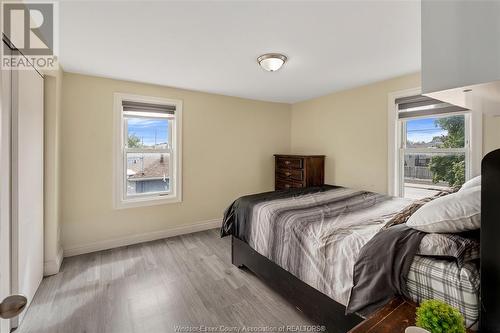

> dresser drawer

[
  {"left": 274, "top": 154, "right": 325, "bottom": 191},
  {"left": 276, "top": 180, "right": 304, "bottom": 190},
  {"left": 276, "top": 157, "right": 303, "bottom": 169},
  {"left": 276, "top": 168, "right": 304, "bottom": 182}
]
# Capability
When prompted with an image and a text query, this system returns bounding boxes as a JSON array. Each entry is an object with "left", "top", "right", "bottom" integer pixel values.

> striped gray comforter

[{"left": 226, "top": 186, "right": 413, "bottom": 305}]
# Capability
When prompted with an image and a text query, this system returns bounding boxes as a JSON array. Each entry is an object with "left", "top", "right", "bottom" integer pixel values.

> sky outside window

[
  {"left": 127, "top": 118, "right": 169, "bottom": 147},
  {"left": 406, "top": 117, "right": 447, "bottom": 145}
]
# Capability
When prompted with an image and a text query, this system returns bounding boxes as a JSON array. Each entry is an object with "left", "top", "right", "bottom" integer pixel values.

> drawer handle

[
  {"left": 284, "top": 184, "right": 291, "bottom": 188},
  {"left": 284, "top": 160, "right": 291, "bottom": 165},
  {"left": 285, "top": 172, "right": 291, "bottom": 177}
]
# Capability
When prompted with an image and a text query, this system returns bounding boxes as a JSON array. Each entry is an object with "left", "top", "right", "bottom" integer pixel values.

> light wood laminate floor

[{"left": 18, "top": 229, "right": 313, "bottom": 333}]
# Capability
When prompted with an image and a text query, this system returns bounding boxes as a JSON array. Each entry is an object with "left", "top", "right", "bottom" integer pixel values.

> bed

[{"left": 221, "top": 149, "right": 500, "bottom": 333}]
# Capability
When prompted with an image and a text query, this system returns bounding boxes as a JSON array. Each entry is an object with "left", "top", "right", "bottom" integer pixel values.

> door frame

[
  {"left": 10, "top": 50, "right": 44, "bottom": 328},
  {"left": 0, "top": 36, "right": 45, "bottom": 331},
  {"left": 0, "top": 39, "right": 13, "bottom": 333}
]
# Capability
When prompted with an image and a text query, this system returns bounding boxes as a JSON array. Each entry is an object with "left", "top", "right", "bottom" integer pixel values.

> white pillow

[
  {"left": 460, "top": 175, "right": 481, "bottom": 192},
  {"left": 406, "top": 186, "right": 481, "bottom": 233}
]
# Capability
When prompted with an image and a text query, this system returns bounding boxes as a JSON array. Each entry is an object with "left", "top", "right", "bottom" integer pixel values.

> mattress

[{"left": 407, "top": 255, "right": 480, "bottom": 328}]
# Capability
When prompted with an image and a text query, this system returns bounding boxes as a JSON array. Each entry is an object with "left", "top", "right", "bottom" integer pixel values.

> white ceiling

[{"left": 59, "top": 1, "right": 421, "bottom": 103}]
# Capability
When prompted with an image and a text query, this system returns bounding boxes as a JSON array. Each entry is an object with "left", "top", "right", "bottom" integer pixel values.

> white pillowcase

[
  {"left": 406, "top": 186, "right": 481, "bottom": 233},
  {"left": 460, "top": 175, "right": 481, "bottom": 192}
]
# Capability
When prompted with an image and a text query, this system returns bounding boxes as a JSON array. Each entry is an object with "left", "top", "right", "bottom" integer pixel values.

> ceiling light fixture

[{"left": 257, "top": 53, "right": 287, "bottom": 72}]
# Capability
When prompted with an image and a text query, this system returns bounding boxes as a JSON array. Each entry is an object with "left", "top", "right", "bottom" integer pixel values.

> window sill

[{"left": 114, "top": 194, "right": 181, "bottom": 209}]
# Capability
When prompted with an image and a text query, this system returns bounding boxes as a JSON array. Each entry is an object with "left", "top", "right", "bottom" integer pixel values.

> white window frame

[
  {"left": 387, "top": 88, "right": 482, "bottom": 197},
  {"left": 113, "top": 93, "right": 182, "bottom": 209}
]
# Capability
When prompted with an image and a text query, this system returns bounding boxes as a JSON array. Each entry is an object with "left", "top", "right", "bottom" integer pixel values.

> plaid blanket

[
  {"left": 407, "top": 256, "right": 480, "bottom": 329},
  {"left": 417, "top": 233, "right": 480, "bottom": 268}
]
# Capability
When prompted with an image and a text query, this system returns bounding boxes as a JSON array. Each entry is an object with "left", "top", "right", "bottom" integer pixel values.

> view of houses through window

[
  {"left": 125, "top": 117, "right": 172, "bottom": 197},
  {"left": 402, "top": 115, "right": 468, "bottom": 199}
]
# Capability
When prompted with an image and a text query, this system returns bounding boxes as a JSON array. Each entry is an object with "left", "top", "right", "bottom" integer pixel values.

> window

[
  {"left": 114, "top": 94, "right": 182, "bottom": 208},
  {"left": 390, "top": 94, "right": 478, "bottom": 200}
]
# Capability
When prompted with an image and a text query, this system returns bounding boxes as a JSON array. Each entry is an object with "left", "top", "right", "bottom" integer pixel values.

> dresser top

[{"left": 274, "top": 154, "right": 325, "bottom": 158}]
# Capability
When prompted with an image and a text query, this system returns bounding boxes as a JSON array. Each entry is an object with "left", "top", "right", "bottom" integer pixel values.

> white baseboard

[
  {"left": 63, "top": 218, "right": 222, "bottom": 257},
  {"left": 43, "top": 246, "right": 64, "bottom": 276}
]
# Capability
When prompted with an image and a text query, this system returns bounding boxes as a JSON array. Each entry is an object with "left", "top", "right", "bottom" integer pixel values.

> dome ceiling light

[{"left": 257, "top": 53, "right": 287, "bottom": 72}]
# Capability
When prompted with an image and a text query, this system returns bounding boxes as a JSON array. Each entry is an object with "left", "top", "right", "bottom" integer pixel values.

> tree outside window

[{"left": 429, "top": 116, "right": 466, "bottom": 187}]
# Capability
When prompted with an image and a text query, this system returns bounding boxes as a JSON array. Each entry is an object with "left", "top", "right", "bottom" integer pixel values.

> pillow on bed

[
  {"left": 460, "top": 175, "right": 481, "bottom": 192},
  {"left": 417, "top": 233, "right": 480, "bottom": 267},
  {"left": 406, "top": 186, "right": 481, "bottom": 233}
]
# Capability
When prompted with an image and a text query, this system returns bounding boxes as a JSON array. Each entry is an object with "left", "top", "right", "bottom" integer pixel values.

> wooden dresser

[{"left": 274, "top": 154, "right": 325, "bottom": 190}]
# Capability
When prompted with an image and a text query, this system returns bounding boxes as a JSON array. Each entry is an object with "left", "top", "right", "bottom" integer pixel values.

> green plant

[{"left": 416, "top": 299, "right": 466, "bottom": 333}]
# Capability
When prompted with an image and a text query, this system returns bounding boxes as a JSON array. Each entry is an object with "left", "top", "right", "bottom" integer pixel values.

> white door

[
  {"left": 0, "top": 42, "right": 13, "bottom": 333},
  {"left": 11, "top": 51, "right": 44, "bottom": 327}
]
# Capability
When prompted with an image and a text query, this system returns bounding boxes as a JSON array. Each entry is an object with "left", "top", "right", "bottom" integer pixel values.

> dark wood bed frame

[
  {"left": 231, "top": 148, "right": 500, "bottom": 333},
  {"left": 232, "top": 236, "right": 363, "bottom": 332},
  {"left": 480, "top": 149, "right": 500, "bottom": 332}
]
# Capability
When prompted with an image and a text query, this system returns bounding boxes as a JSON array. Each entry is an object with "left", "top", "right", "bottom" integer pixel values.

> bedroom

[{"left": 0, "top": 1, "right": 500, "bottom": 333}]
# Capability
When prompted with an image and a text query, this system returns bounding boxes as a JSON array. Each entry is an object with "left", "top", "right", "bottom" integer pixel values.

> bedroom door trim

[
  {"left": 10, "top": 54, "right": 45, "bottom": 329},
  {"left": 0, "top": 41, "right": 12, "bottom": 333}
]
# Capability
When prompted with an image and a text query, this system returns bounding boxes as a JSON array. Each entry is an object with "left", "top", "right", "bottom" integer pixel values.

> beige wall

[
  {"left": 290, "top": 72, "right": 500, "bottom": 194},
  {"left": 43, "top": 67, "right": 63, "bottom": 274},
  {"left": 60, "top": 73, "right": 290, "bottom": 253},
  {"left": 58, "top": 71, "right": 500, "bottom": 255},
  {"left": 484, "top": 115, "right": 500, "bottom": 156}
]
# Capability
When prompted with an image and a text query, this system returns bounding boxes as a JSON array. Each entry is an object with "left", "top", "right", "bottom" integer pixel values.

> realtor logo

[{"left": 2, "top": 1, "right": 58, "bottom": 70}]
